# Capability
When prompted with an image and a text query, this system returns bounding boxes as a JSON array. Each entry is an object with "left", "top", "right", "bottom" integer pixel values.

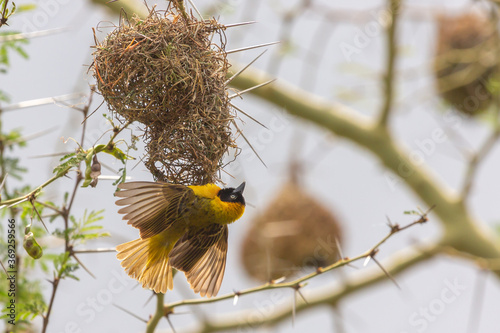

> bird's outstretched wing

[
  {"left": 115, "top": 181, "right": 193, "bottom": 239},
  {"left": 169, "top": 224, "right": 228, "bottom": 297}
]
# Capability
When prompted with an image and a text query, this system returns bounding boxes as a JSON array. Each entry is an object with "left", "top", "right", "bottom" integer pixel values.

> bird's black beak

[{"left": 234, "top": 182, "right": 246, "bottom": 194}]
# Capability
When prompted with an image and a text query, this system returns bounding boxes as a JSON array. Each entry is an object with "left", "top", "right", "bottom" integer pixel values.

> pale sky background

[{"left": 1, "top": 0, "right": 500, "bottom": 332}]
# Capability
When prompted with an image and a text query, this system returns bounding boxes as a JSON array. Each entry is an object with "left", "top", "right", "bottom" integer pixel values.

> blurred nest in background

[
  {"left": 92, "top": 6, "right": 234, "bottom": 185},
  {"left": 241, "top": 176, "right": 343, "bottom": 282},
  {"left": 434, "top": 11, "right": 500, "bottom": 115}
]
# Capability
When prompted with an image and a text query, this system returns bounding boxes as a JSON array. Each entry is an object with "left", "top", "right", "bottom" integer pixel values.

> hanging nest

[
  {"left": 92, "top": 6, "right": 234, "bottom": 184},
  {"left": 240, "top": 180, "right": 343, "bottom": 282},
  {"left": 434, "top": 11, "right": 500, "bottom": 115}
]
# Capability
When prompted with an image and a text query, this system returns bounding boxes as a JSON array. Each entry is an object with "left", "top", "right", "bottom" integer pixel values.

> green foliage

[
  {"left": 54, "top": 142, "right": 131, "bottom": 186},
  {"left": 0, "top": 276, "right": 46, "bottom": 328},
  {"left": 0, "top": 89, "right": 9, "bottom": 102},
  {"left": 0, "top": 128, "right": 27, "bottom": 180},
  {"left": 54, "top": 209, "right": 110, "bottom": 244},
  {"left": 403, "top": 208, "right": 427, "bottom": 217},
  {"left": 113, "top": 167, "right": 127, "bottom": 186},
  {"left": 81, "top": 144, "right": 131, "bottom": 187},
  {"left": 53, "top": 252, "right": 80, "bottom": 281},
  {"left": 0, "top": 0, "right": 17, "bottom": 28},
  {"left": 0, "top": 32, "right": 28, "bottom": 72},
  {"left": 0, "top": 2, "right": 35, "bottom": 101},
  {"left": 53, "top": 150, "right": 87, "bottom": 178},
  {"left": 15, "top": 3, "right": 36, "bottom": 13}
]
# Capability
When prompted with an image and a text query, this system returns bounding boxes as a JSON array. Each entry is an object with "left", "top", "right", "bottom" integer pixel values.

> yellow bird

[{"left": 115, "top": 181, "right": 246, "bottom": 297}]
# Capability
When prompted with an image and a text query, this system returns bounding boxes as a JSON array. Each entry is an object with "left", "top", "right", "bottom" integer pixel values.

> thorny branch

[
  {"left": 191, "top": 242, "right": 440, "bottom": 333},
  {"left": 25, "top": 89, "right": 129, "bottom": 333},
  {"left": 41, "top": 93, "right": 94, "bottom": 333},
  {"left": 159, "top": 209, "right": 432, "bottom": 320},
  {"left": 0, "top": 0, "right": 11, "bottom": 28}
]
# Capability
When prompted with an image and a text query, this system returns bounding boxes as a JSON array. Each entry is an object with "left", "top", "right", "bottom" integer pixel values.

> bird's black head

[{"left": 218, "top": 182, "right": 246, "bottom": 206}]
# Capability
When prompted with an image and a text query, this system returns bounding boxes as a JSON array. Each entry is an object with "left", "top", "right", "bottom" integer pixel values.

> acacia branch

[
  {"left": 89, "top": 0, "right": 149, "bottom": 18},
  {"left": 0, "top": 119, "right": 130, "bottom": 208},
  {"left": 146, "top": 293, "right": 166, "bottom": 333},
  {"left": 164, "top": 214, "right": 430, "bottom": 312},
  {"left": 228, "top": 65, "right": 500, "bottom": 264},
  {"left": 188, "top": 241, "right": 441, "bottom": 333}
]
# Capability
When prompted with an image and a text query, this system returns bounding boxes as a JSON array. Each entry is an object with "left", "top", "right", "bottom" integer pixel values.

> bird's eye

[{"left": 230, "top": 194, "right": 237, "bottom": 200}]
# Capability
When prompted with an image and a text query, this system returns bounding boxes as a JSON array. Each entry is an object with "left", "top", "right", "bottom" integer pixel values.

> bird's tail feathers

[{"left": 116, "top": 237, "right": 174, "bottom": 294}]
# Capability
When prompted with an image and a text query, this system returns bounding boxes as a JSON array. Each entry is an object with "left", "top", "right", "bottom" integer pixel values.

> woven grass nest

[
  {"left": 434, "top": 12, "right": 500, "bottom": 115},
  {"left": 92, "top": 7, "right": 234, "bottom": 185},
  {"left": 240, "top": 180, "right": 343, "bottom": 282}
]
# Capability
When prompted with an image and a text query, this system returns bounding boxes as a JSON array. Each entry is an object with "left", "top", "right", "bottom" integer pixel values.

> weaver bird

[{"left": 115, "top": 181, "right": 246, "bottom": 297}]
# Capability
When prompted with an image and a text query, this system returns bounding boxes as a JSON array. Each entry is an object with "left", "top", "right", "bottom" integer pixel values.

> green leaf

[
  {"left": 0, "top": 89, "right": 10, "bottom": 102},
  {"left": 16, "top": 4, "right": 37, "bottom": 13},
  {"left": 67, "top": 209, "right": 109, "bottom": 246}
]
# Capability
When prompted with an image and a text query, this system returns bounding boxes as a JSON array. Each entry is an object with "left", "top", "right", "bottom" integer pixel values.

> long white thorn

[
  {"left": 0, "top": 27, "right": 70, "bottom": 42},
  {"left": 226, "top": 41, "right": 280, "bottom": 54},
  {"left": 224, "top": 21, "right": 256, "bottom": 28},
  {"left": 1, "top": 92, "right": 86, "bottom": 112},
  {"left": 225, "top": 50, "right": 267, "bottom": 86},
  {"left": 232, "top": 120, "right": 267, "bottom": 168},
  {"left": 229, "top": 79, "right": 276, "bottom": 100},
  {"left": 230, "top": 103, "right": 268, "bottom": 129}
]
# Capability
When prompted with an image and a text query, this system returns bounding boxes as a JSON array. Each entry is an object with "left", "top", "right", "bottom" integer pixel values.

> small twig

[
  {"left": 41, "top": 277, "right": 60, "bottom": 333},
  {"left": 461, "top": 129, "right": 500, "bottom": 199},
  {"left": 378, "top": 0, "right": 401, "bottom": 127},
  {"left": 466, "top": 269, "right": 488, "bottom": 333},
  {"left": 0, "top": 174, "right": 62, "bottom": 208},
  {"left": 0, "top": 0, "right": 10, "bottom": 27}
]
